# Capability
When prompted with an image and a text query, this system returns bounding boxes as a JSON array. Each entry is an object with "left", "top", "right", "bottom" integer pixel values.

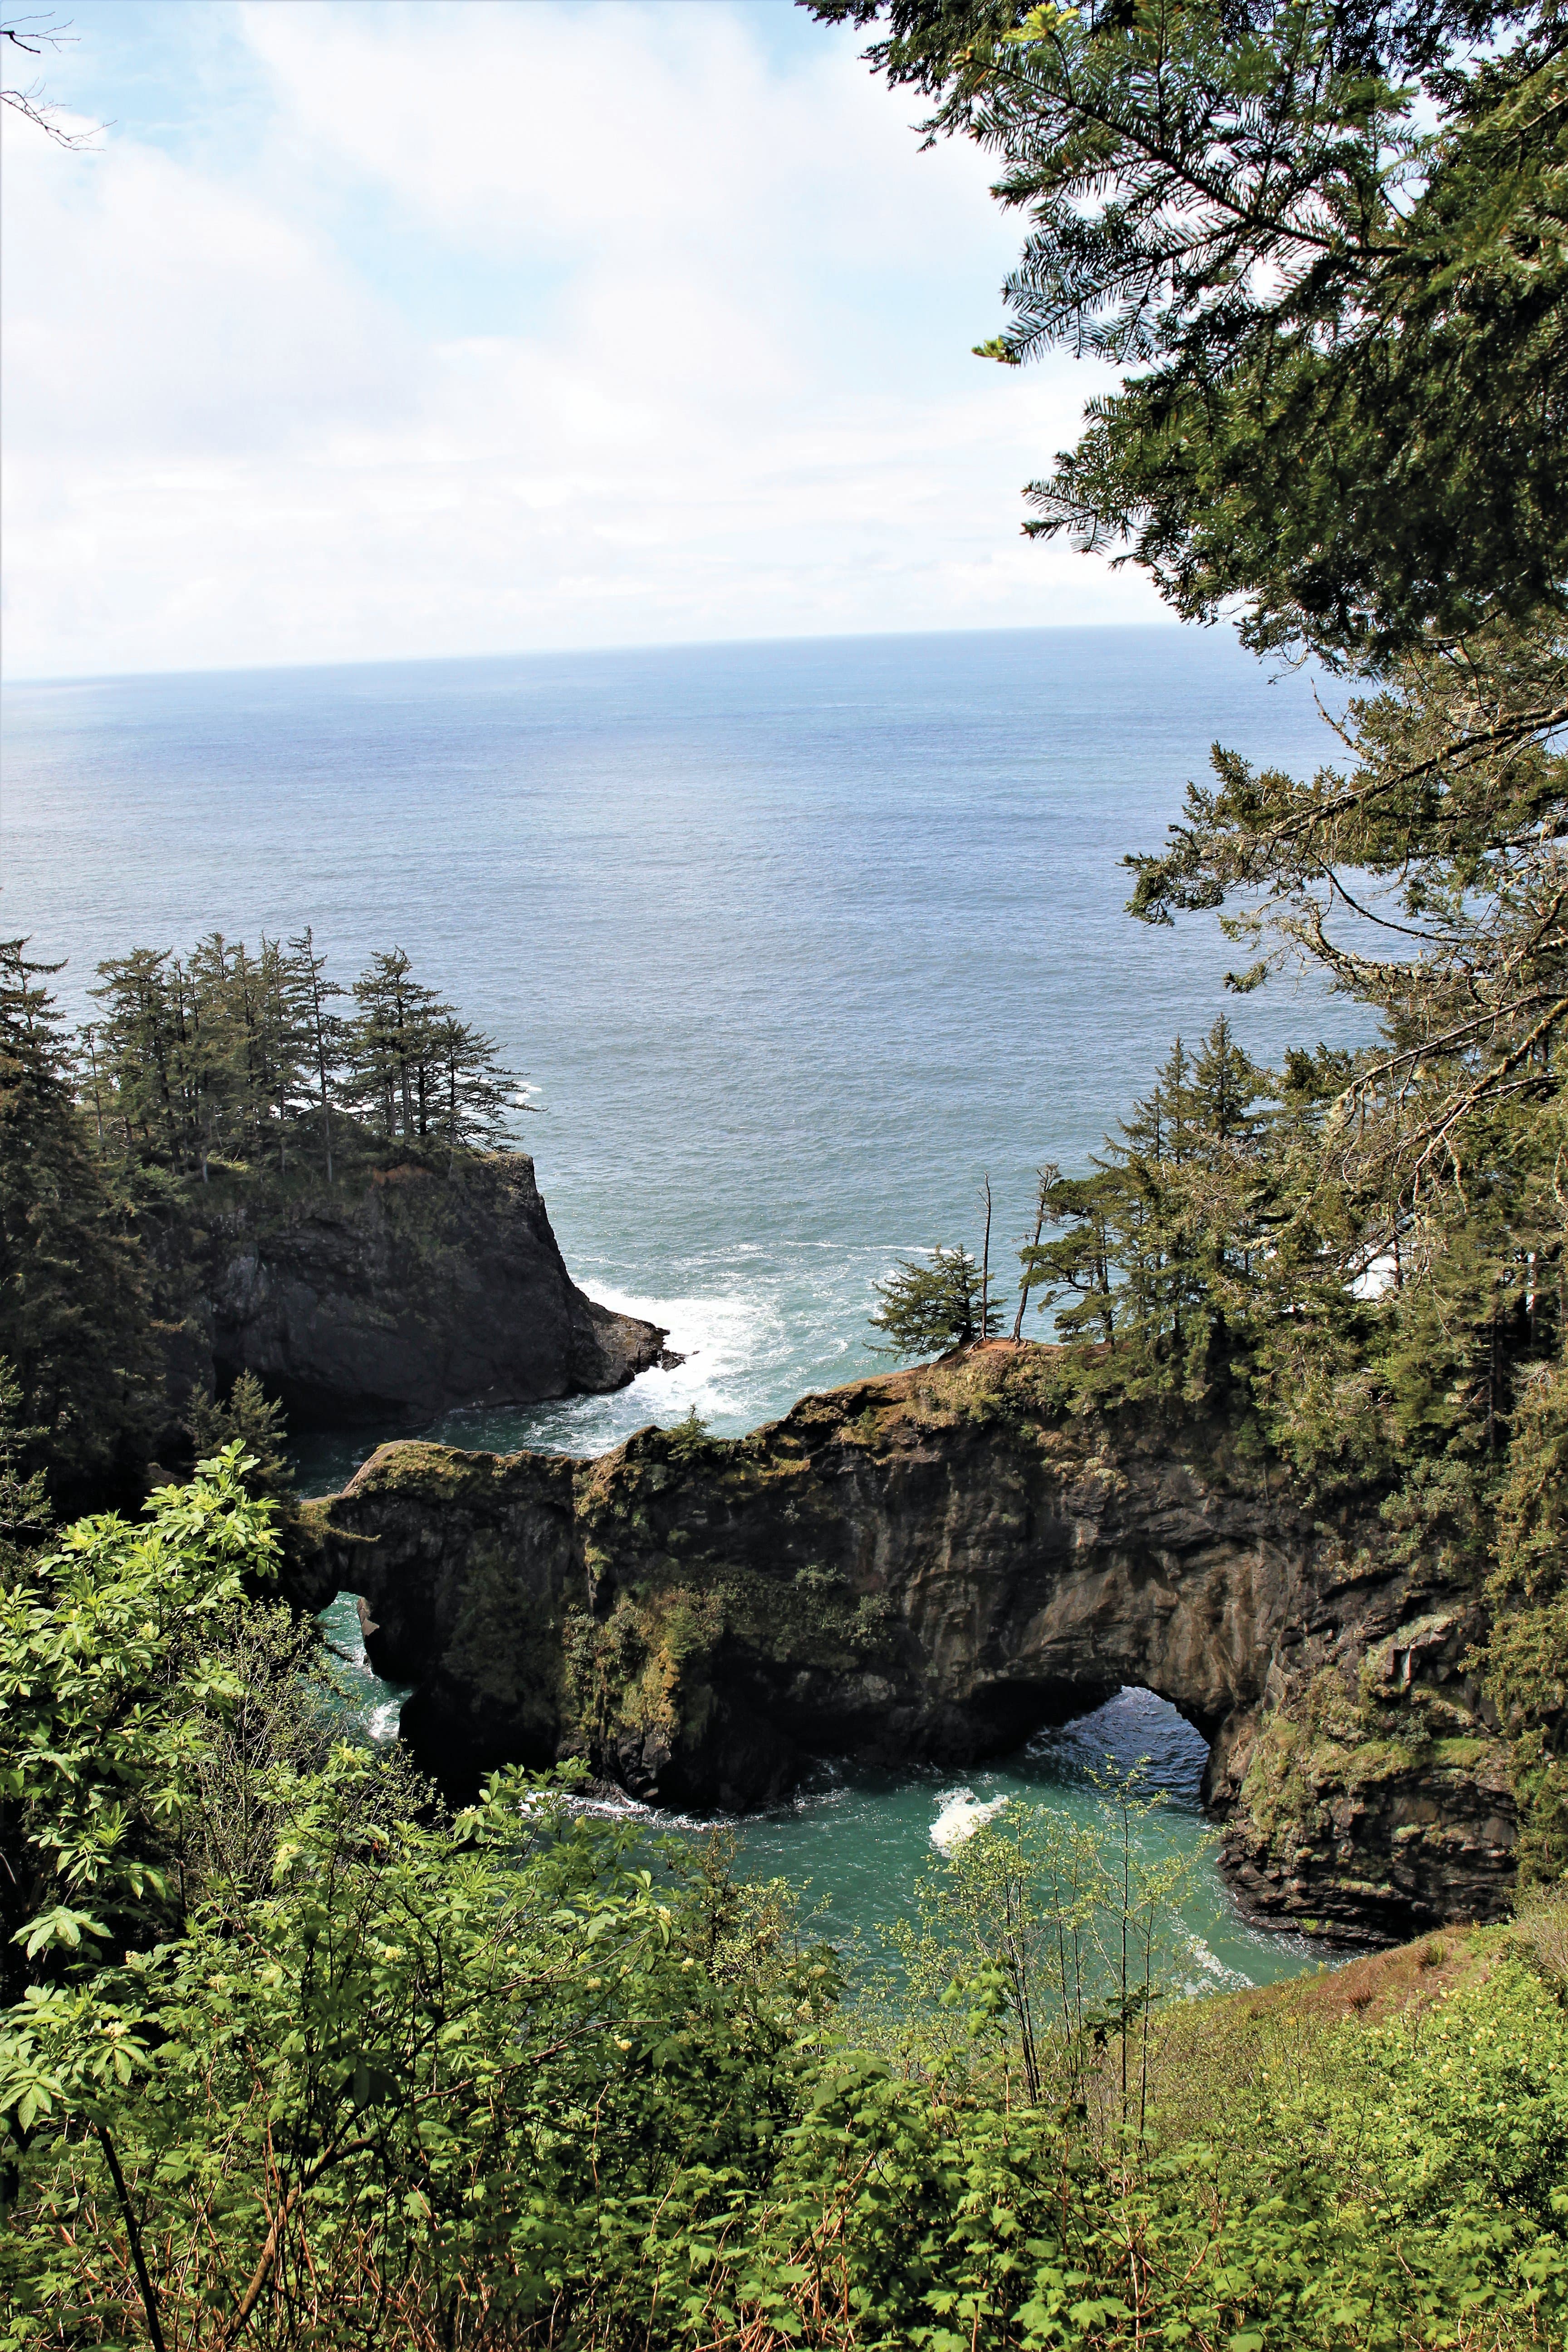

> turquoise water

[
  {"left": 317, "top": 1592, "right": 1319, "bottom": 1989},
  {"left": 5, "top": 626, "right": 1360, "bottom": 1984}
]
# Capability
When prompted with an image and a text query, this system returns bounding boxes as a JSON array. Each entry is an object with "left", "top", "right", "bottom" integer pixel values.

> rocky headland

[
  {"left": 299, "top": 1343, "right": 1517, "bottom": 1944},
  {"left": 152, "top": 1149, "right": 673, "bottom": 1431}
]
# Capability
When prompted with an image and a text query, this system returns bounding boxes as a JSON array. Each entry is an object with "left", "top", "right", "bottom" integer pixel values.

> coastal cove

[
  {"left": 314, "top": 1498, "right": 1333, "bottom": 1994},
  {"left": 294, "top": 1337, "right": 1513, "bottom": 1960},
  {"left": 10, "top": 0, "right": 1568, "bottom": 2328},
  {"left": 8, "top": 629, "right": 1374, "bottom": 1991}
]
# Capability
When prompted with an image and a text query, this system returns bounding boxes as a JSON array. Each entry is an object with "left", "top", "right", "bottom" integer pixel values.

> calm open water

[{"left": 5, "top": 626, "right": 1358, "bottom": 1985}]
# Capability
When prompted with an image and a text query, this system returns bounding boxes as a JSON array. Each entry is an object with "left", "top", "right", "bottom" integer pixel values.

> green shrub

[{"left": 3, "top": 1474, "right": 1565, "bottom": 2350}]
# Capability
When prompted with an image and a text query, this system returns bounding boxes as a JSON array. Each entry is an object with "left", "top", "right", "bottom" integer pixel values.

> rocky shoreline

[{"left": 297, "top": 1343, "right": 1517, "bottom": 1945}]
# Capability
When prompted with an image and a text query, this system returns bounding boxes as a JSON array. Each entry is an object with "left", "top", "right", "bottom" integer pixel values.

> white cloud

[{"left": 1, "top": 0, "right": 1165, "bottom": 679}]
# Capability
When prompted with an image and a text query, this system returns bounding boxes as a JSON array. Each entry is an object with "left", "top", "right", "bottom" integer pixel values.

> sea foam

[{"left": 930, "top": 1787, "right": 1009, "bottom": 1855}]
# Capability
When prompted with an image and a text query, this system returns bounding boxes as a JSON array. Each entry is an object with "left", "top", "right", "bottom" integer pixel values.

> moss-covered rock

[{"left": 312, "top": 1341, "right": 1516, "bottom": 1939}]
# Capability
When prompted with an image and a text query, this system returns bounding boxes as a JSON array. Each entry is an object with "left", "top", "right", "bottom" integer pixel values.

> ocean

[{"left": 5, "top": 625, "right": 1358, "bottom": 1985}]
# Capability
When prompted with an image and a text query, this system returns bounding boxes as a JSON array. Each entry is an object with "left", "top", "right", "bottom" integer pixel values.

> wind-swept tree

[
  {"left": 430, "top": 1011, "right": 522, "bottom": 1156},
  {"left": 1019, "top": 1169, "right": 1119, "bottom": 1348},
  {"left": 870, "top": 1242, "right": 997, "bottom": 1356}
]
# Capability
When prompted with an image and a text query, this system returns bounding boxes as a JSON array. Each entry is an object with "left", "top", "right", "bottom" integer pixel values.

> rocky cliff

[
  {"left": 154, "top": 1150, "right": 672, "bottom": 1429},
  {"left": 301, "top": 1343, "right": 1516, "bottom": 1942}
]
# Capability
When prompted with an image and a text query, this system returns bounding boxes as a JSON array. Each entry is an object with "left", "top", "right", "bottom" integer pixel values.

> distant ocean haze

[{"left": 3, "top": 625, "right": 1363, "bottom": 1470}]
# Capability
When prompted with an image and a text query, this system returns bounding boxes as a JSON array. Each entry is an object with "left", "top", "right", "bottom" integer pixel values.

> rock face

[
  {"left": 303, "top": 1345, "right": 1516, "bottom": 1941},
  {"left": 160, "top": 1152, "right": 672, "bottom": 1428}
]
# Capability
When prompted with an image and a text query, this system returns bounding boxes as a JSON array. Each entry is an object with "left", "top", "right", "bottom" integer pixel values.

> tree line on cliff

[
  {"left": 0, "top": 931, "right": 524, "bottom": 1506},
  {"left": 82, "top": 931, "right": 520, "bottom": 1179}
]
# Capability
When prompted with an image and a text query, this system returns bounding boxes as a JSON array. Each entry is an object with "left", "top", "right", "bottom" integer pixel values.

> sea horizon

[{"left": 1, "top": 614, "right": 1191, "bottom": 693}]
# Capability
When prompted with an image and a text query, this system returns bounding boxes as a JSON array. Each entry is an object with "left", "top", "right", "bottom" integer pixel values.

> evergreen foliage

[
  {"left": 184, "top": 1372, "right": 294, "bottom": 1511},
  {"left": 813, "top": 25, "right": 1567, "bottom": 1908},
  {"left": 0, "top": 1362, "right": 52, "bottom": 1586},
  {"left": 811, "top": 24, "right": 1568, "bottom": 1906},
  {"left": 869, "top": 1242, "right": 999, "bottom": 1356},
  {"left": 1489, "top": 1360, "right": 1568, "bottom": 1883},
  {"left": 810, "top": 0, "right": 1568, "bottom": 666},
  {"left": 1128, "top": 627, "right": 1568, "bottom": 1199},
  {"left": 0, "top": 942, "right": 160, "bottom": 1501},
  {"left": 184, "top": 1371, "right": 308, "bottom": 1577},
  {"left": 1019, "top": 1022, "right": 1274, "bottom": 1384},
  {"left": 85, "top": 931, "right": 523, "bottom": 1180}
]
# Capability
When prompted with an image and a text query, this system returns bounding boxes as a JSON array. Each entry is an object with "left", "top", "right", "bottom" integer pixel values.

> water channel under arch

[{"left": 316, "top": 1583, "right": 1328, "bottom": 1994}]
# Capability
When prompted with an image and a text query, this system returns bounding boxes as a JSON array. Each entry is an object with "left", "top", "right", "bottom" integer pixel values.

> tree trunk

[{"left": 1012, "top": 1166, "right": 1056, "bottom": 1342}]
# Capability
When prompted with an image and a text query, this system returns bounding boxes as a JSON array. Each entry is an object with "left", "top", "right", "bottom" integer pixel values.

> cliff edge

[{"left": 154, "top": 1150, "right": 673, "bottom": 1429}]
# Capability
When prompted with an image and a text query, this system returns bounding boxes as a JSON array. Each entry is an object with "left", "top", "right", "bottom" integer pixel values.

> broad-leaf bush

[
  {"left": 3, "top": 1466, "right": 1566, "bottom": 2347},
  {"left": 0, "top": 1446, "right": 277, "bottom": 2001}
]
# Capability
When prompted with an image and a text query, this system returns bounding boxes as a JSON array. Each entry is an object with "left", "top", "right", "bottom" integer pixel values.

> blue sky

[{"left": 2, "top": 1, "right": 1165, "bottom": 678}]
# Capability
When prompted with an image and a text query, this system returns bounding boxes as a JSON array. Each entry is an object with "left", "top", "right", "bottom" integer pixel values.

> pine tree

[
  {"left": 0, "top": 941, "right": 157, "bottom": 1499},
  {"left": 249, "top": 935, "right": 316, "bottom": 1173},
  {"left": 181, "top": 935, "right": 250, "bottom": 1180},
  {"left": 89, "top": 947, "right": 181, "bottom": 1159},
  {"left": 348, "top": 950, "right": 448, "bottom": 1143},
  {"left": 1191, "top": 1018, "right": 1268, "bottom": 1158},
  {"left": 1019, "top": 1022, "right": 1272, "bottom": 1383},
  {"left": 288, "top": 926, "right": 346, "bottom": 1184},
  {"left": 430, "top": 1014, "right": 521, "bottom": 1157},
  {"left": 1018, "top": 1171, "right": 1118, "bottom": 1348},
  {"left": 869, "top": 1244, "right": 995, "bottom": 1357},
  {"left": 346, "top": 949, "right": 521, "bottom": 1155},
  {"left": 87, "top": 932, "right": 524, "bottom": 1176},
  {"left": 186, "top": 1369, "right": 297, "bottom": 1517}
]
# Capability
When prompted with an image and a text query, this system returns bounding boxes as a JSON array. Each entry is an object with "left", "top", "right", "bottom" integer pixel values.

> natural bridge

[{"left": 300, "top": 1346, "right": 1517, "bottom": 1943}]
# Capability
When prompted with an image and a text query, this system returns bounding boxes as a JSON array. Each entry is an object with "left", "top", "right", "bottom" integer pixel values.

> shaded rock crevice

[{"left": 303, "top": 1346, "right": 1515, "bottom": 1941}]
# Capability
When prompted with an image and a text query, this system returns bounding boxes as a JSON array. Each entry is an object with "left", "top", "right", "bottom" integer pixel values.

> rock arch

[{"left": 304, "top": 1351, "right": 1516, "bottom": 1941}]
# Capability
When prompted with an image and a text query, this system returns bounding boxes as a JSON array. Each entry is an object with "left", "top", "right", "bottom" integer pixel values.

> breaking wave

[{"left": 930, "top": 1787, "right": 1011, "bottom": 1855}]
